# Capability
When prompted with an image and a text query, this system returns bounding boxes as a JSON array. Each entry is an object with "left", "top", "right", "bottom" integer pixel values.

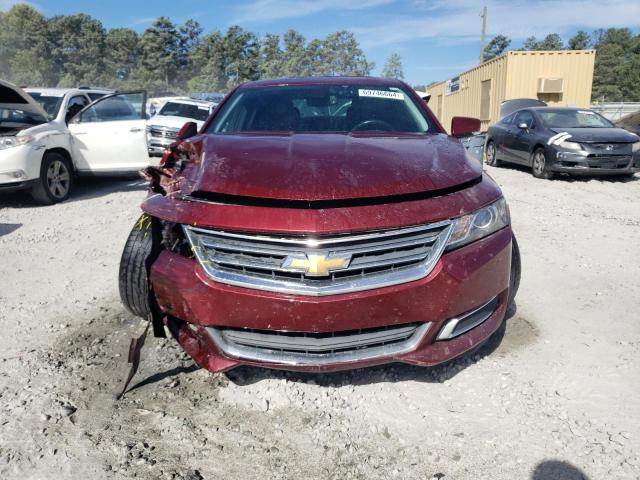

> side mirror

[
  {"left": 517, "top": 122, "right": 529, "bottom": 130},
  {"left": 451, "top": 116, "right": 481, "bottom": 138},
  {"left": 177, "top": 121, "right": 198, "bottom": 140}
]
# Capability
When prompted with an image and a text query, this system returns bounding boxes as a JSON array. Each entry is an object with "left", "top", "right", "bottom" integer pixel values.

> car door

[
  {"left": 491, "top": 112, "right": 516, "bottom": 161},
  {"left": 509, "top": 110, "right": 536, "bottom": 164},
  {"left": 67, "top": 91, "right": 151, "bottom": 173},
  {"left": 500, "top": 112, "right": 523, "bottom": 162}
]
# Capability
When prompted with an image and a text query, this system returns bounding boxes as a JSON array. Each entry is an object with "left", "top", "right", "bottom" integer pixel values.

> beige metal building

[{"left": 428, "top": 50, "right": 596, "bottom": 132}]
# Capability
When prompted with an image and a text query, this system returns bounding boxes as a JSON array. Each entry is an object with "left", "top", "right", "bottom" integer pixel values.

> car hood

[
  {"left": 184, "top": 133, "right": 481, "bottom": 201},
  {"left": 149, "top": 115, "right": 205, "bottom": 130},
  {"left": 0, "top": 79, "right": 49, "bottom": 118},
  {"left": 551, "top": 127, "right": 639, "bottom": 144}
]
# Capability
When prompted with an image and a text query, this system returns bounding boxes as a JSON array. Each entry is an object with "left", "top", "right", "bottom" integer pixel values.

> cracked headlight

[
  {"left": 447, "top": 198, "right": 510, "bottom": 250},
  {"left": 0, "top": 135, "right": 34, "bottom": 150}
]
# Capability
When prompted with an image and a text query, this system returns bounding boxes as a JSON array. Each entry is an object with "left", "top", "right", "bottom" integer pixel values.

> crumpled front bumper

[
  {"left": 150, "top": 227, "right": 513, "bottom": 373},
  {"left": 553, "top": 151, "right": 640, "bottom": 175}
]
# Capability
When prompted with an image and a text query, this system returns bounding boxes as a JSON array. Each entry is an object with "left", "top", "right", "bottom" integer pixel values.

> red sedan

[{"left": 119, "top": 76, "right": 521, "bottom": 373}]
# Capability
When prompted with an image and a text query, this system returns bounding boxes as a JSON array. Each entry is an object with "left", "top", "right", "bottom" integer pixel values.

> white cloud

[
  {"left": 355, "top": 0, "right": 640, "bottom": 47},
  {"left": 234, "top": 0, "right": 393, "bottom": 23}
]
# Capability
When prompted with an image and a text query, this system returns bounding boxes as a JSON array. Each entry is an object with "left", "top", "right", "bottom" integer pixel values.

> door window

[
  {"left": 77, "top": 92, "right": 145, "bottom": 123},
  {"left": 514, "top": 110, "right": 535, "bottom": 129},
  {"left": 66, "top": 95, "right": 90, "bottom": 122}
]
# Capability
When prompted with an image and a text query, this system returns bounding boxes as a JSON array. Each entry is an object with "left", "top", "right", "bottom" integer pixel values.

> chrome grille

[
  {"left": 184, "top": 221, "right": 453, "bottom": 296},
  {"left": 149, "top": 126, "right": 179, "bottom": 139},
  {"left": 207, "top": 323, "right": 431, "bottom": 366}
]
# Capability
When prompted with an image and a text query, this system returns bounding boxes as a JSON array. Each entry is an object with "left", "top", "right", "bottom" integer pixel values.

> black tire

[
  {"left": 508, "top": 234, "right": 521, "bottom": 308},
  {"left": 485, "top": 140, "right": 501, "bottom": 167},
  {"left": 119, "top": 214, "right": 158, "bottom": 319},
  {"left": 30, "top": 152, "right": 73, "bottom": 204},
  {"left": 531, "top": 148, "right": 554, "bottom": 179}
]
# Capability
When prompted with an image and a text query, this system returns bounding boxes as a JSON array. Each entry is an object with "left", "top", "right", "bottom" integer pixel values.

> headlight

[
  {"left": 0, "top": 135, "right": 34, "bottom": 150},
  {"left": 447, "top": 198, "right": 510, "bottom": 250},
  {"left": 560, "top": 140, "right": 582, "bottom": 151},
  {"left": 632, "top": 142, "right": 640, "bottom": 153}
]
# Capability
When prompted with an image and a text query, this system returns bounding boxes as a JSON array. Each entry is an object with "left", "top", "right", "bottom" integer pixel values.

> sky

[{"left": 2, "top": 0, "right": 639, "bottom": 86}]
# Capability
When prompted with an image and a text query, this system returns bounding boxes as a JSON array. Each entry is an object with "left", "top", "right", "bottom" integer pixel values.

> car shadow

[
  {"left": 0, "top": 223, "right": 22, "bottom": 236},
  {"left": 531, "top": 460, "right": 589, "bottom": 479},
  {"left": 126, "top": 363, "right": 200, "bottom": 394},
  {"left": 0, "top": 176, "right": 147, "bottom": 208},
  {"left": 225, "top": 302, "right": 518, "bottom": 388},
  {"left": 488, "top": 163, "right": 638, "bottom": 183}
]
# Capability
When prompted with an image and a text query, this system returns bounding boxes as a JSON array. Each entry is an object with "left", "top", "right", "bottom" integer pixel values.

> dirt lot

[{"left": 1, "top": 167, "right": 639, "bottom": 480}]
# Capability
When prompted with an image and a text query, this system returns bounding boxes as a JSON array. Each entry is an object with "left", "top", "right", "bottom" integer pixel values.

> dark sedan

[{"left": 485, "top": 107, "right": 640, "bottom": 179}]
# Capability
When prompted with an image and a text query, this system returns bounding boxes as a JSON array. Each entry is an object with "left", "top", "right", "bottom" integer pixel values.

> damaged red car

[{"left": 118, "top": 77, "right": 521, "bottom": 373}]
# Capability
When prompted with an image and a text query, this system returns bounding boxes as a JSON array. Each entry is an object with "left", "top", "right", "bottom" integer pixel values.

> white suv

[
  {"left": 0, "top": 81, "right": 154, "bottom": 204},
  {"left": 146, "top": 97, "right": 216, "bottom": 156}
]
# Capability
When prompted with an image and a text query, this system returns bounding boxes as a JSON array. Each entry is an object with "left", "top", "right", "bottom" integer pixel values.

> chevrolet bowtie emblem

[{"left": 282, "top": 252, "right": 352, "bottom": 277}]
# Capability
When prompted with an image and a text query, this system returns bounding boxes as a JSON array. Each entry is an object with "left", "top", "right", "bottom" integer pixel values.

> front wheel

[
  {"left": 531, "top": 148, "right": 554, "bottom": 179},
  {"left": 508, "top": 234, "right": 521, "bottom": 309},
  {"left": 30, "top": 152, "right": 73, "bottom": 204},
  {"left": 119, "top": 215, "right": 158, "bottom": 318}
]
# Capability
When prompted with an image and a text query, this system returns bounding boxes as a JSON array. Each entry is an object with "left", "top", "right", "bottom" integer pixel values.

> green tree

[
  {"left": 220, "top": 26, "right": 260, "bottom": 89},
  {"left": 259, "top": 33, "right": 285, "bottom": 79},
  {"left": 47, "top": 14, "right": 106, "bottom": 87},
  {"left": 282, "top": 30, "right": 309, "bottom": 76},
  {"left": 483, "top": 34, "right": 511, "bottom": 61},
  {"left": 321, "top": 31, "right": 373, "bottom": 76},
  {"left": 103, "top": 28, "right": 140, "bottom": 87},
  {"left": 522, "top": 36, "right": 540, "bottom": 50},
  {"left": 568, "top": 30, "right": 590, "bottom": 50},
  {"left": 591, "top": 28, "right": 640, "bottom": 101},
  {"left": 538, "top": 33, "right": 563, "bottom": 50},
  {"left": 0, "top": 4, "right": 53, "bottom": 85},
  {"left": 187, "top": 30, "right": 225, "bottom": 91},
  {"left": 381, "top": 53, "right": 404, "bottom": 79},
  {"left": 138, "top": 17, "right": 181, "bottom": 91}
]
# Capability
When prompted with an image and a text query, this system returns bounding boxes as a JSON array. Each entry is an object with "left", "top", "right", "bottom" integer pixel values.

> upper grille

[
  {"left": 184, "top": 221, "right": 453, "bottom": 296},
  {"left": 149, "top": 126, "right": 179, "bottom": 139}
]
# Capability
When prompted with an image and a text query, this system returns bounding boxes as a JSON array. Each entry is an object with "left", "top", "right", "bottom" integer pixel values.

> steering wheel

[{"left": 351, "top": 119, "right": 395, "bottom": 132}]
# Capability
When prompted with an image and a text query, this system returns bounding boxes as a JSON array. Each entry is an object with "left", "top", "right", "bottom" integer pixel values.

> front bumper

[
  {"left": 150, "top": 227, "right": 513, "bottom": 373},
  {"left": 0, "top": 144, "right": 44, "bottom": 187},
  {"left": 553, "top": 151, "right": 640, "bottom": 175}
]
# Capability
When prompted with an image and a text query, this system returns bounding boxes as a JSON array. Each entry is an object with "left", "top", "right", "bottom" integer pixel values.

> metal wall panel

[{"left": 427, "top": 50, "right": 595, "bottom": 132}]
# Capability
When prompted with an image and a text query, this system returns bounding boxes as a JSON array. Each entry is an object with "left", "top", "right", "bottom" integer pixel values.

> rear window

[
  {"left": 159, "top": 102, "right": 211, "bottom": 121},
  {"left": 207, "top": 84, "right": 433, "bottom": 134}
]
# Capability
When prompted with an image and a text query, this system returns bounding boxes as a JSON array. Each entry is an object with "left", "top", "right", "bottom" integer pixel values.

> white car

[
  {"left": 146, "top": 97, "right": 216, "bottom": 156},
  {"left": 0, "top": 80, "right": 153, "bottom": 204}
]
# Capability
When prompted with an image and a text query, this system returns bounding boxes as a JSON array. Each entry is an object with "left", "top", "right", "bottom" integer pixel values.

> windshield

[
  {"left": 0, "top": 107, "right": 47, "bottom": 128},
  {"left": 207, "top": 84, "right": 433, "bottom": 134},
  {"left": 159, "top": 102, "right": 211, "bottom": 121},
  {"left": 26, "top": 92, "right": 63, "bottom": 119},
  {"left": 538, "top": 109, "right": 613, "bottom": 128}
]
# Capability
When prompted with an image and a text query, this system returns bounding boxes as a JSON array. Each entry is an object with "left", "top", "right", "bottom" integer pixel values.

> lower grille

[
  {"left": 207, "top": 323, "right": 431, "bottom": 366},
  {"left": 184, "top": 221, "right": 453, "bottom": 296},
  {"left": 586, "top": 155, "right": 632, "bottom": 169}
]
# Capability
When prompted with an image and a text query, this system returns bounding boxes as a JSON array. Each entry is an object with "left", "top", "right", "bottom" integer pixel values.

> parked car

[
  {"left": 146, "top": 98, "right": 217, "bottom": 156},
  {"left": 460, "top": 133, "right": 486, "bottom": 162},
  {"left": 485, "top": 107, "right": 640, "bottom": 179},
  {"left": 119, "top": 76, "right": 521, "bottom": 374},
  {"left": 0, "top": 80, "right": 153, "bottom": 204}
]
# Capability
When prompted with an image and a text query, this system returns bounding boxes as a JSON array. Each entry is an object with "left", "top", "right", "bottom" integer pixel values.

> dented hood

[
  {"left": 0, "top": 79, "right": 49, "bottom": 118},
  {"left": 186, "top": 133, "right": 481, "bottom": 201}
]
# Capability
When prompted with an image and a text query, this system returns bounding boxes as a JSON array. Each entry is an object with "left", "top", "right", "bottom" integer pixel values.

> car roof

[
  {"left": 162, "top": 97, "right": 216, "bottom": 107},
  {"left": 24, "top": 87, "right": 112, "bottom": 96},
  {"left": 238, "top": 76, "right": 407, "bottom": 89}
]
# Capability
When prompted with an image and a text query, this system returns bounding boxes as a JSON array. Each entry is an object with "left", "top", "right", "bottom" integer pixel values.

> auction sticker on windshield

[{"left": 358, "top": 89, "right": 404, "bottom": 100}]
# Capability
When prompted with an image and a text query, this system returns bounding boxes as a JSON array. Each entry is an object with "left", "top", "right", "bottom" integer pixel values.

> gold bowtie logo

[{"left": 282, "top": 252, "right": 352, "bottom": 277}]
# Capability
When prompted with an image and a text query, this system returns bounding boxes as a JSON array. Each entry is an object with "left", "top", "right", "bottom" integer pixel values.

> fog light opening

[{"left": 436, "top": 297, "right": 498, "bottom": 341}]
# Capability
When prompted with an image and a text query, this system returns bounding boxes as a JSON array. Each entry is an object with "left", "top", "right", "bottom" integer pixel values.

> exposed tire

[
  {"left": 118, "top": 214, "right": 158, "bottom": 319},
  {"left": 30, "top": 152, "right": 73, "bottom": 204},
  {"left": 531, "top": 148, "right": 554, "bottom": 179},
  {"left": 508, "top": 234, "right": 521, "bottom": 309},
  {"left": 485, "top": 140, "right": 501, "bottom": 167}
]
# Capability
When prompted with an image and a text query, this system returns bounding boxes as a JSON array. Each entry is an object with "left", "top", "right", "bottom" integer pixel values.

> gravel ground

[{"left": 0, "top": 168, "right": 639, "bottom": 480}]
